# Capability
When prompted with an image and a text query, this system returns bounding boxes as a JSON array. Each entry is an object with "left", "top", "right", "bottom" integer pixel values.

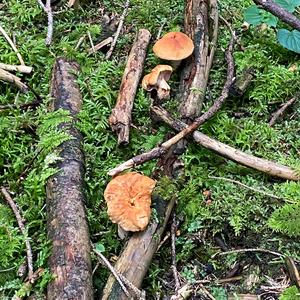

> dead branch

[
  {"left": 106, "top": 0, "right": 130, "bottom": 59},
  {"left": 212, "top": 248, "right": 284, "bottom": 258},
  {"left": 101, "top": 196, "right": 175, "bottom": 299},
  {"left": 0, "top": 99, "right": 41, "bottom": 112},
  {"left": 269, "top": 96, "right": 298, "bottom": 126},
  {"left": 0, "top": 63, "right": 32, "bottom": 74},
  {"left": 151, "top": 105, "right": 299, "bottom": 181},
  {"left": 0, "top": 25, "right": 25, "bottom": 65},
  {"left": 285, "top": 257, "right": 300, "bottom": 289},
  {"left": 253, "top": 0, "right": 300, "bottom": 31},
  {"left": 0, "top": 68, "right": 28, "bottom": 92},
  {"left": 179, "top": 0, "right": 219, "bottom": 121},
  {"left": 109, "top": 29, "right": 151, "bottom": 145},
  {"left": 0, "top": 187, "right": 33, "bottom": 279},
  {"left": 108, "top": 36, "right": 234, "bottom": 175},
  {"left": 37, "top": 0, "right": 53, "bottom": 45},
  {"left": 46, "top": 58, "right": 93, "bottom": 300}
]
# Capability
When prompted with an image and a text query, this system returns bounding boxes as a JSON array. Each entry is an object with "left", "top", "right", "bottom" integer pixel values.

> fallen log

[
  {"left": 101, "top": 195, "right": 175, "bottom": 299},
  {"left": 46, "top": 58, "right": 93, "bottom": 300},
  {"left": 179, "top": 0, "right": 218, "bottom": 122},
  {"left": 109, "top": 29, "right": 151, "bottom": 145},
  {"left": 151, "top": 105, "right": 299, "bottom": 181}
]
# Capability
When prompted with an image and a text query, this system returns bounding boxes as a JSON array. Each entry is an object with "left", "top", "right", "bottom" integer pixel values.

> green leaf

[
  {"left": 274, "top": 0, "right": 300, "bottom": 12},
  {"left": 244, "top": 5, "right": 278, "bottom": 27},
  {"left": 244, "top": 5, "right": 262, "bottom": 25},
  {"left": 277, "top": 29, "right": 300, "bottom": 53},
  {"left": 95, "top": 243, "right": 105, "bottom": 253}
]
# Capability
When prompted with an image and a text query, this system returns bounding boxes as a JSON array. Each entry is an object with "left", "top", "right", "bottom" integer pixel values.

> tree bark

[
  {"left": 179, "top": 0, "right": 218, "bottom": 122},
  {"left": 151, "top": 105, "right": 299, "bottom": 181},
  {"left": 101, "top": 195, "right": 175, "bottom": 299},
  {"left": 47, "top": 58, "right": 93, "bottom": 300},
  {"left": 253, "top": 0, "right": 300, "bottom": 32},
  {"left": 109, "top": 29, "right": 151, "bottom": 145}
]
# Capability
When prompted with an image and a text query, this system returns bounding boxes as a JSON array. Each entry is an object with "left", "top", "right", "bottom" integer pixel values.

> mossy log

[
  {"left": 101, "top": 196, "right": 175, "bottom": 300},
  {"left": 109, "top": 29, "right": 151, "bottom": 145},
  {"left": 46, "top": 58, "right": 93, "bottom": 300}
]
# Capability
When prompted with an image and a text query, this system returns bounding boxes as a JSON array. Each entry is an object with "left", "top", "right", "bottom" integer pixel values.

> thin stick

[
  {"left": 212, "top": 248, "right": 284, "bottom": 258},
  {"left": 87, "top": 31, "right": 95, "bottom": 54},
  {"left": 269, "top": 96, "right": 298, "bottom": 126},
  {"left": 93, "top": 248, "right": 130, "bottom": 297},
  {"left": 87, "top": 36, "right": 113, "bottom": 54},
  {"left": 0, "top": 25, "right": 25, "bottom": 65},
  {"left": 0, "top": 63, "right": 32, "bottom": 74},
  {"left": 156, "top": 19, "right": 166, "bottom": 40},
  {"left": 108, "top": 36, "right": 235, "bottom": 176},
  {"left": 37, "top": 0, "right": 53, "bottom": 45},
  {"left": 0, "top": 187, "right": 33, "bottom": 278},
  {"left": 171, "top": 212, "right": 180, "bottom": 291},
  {"left": 208, "top": 176, "right": 284, "bottom": 201},
  {"left": 106, "top": 0, "right": 130, "bottom": 59},
  {"left": 75, "top": 35, "right": 86, "bottom": 51},
  {"left": 0, "top": 68, "right": 28, "bottom": 92}
]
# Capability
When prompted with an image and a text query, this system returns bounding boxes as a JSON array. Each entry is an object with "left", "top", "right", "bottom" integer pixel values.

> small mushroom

[
  {"left": 153, "top": 32, "right": 194, "bottom": 67},
  {"left": 104, "top": 172, "right": 156, "bottom": 232},
  {"left": 142, "top": 64, "right": 173, "bottom": 100}
]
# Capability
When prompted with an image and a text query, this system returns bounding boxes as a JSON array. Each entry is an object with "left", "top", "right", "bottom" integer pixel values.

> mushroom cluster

[
  {"left": 142, "top": 31, "right": 194, "bottom": 100},
  {"left": 104, "top": 172, "right": 156, "bottom": 232}
]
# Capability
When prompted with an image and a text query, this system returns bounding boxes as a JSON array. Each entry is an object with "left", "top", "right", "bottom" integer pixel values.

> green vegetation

[{"left": 0, "top": 0, "right": 299, "bottom": 298}]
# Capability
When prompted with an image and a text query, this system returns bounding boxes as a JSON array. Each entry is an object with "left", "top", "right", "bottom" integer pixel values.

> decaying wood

[
  {"left": 109, "top": 29, "right": 151, "bottom": 145},
  {"left": 46, "top": 58, "right": 93, "bottom": 300},
  {"left": 230, "top": 67, "right": 255, "bottom": 97},
  {"left": 179, "top": 0, "right": 219, "bottom": 121},
  {"left": 0, "top": 186, "right": 34, "bottom": 279},
  {"left": 285, "top": 257, "right": 300, "bottom": 289},
  {"left": 151, "top": 106, "right": 300, "bottom": 181},
  {"left": 253, "top": 0, "right": 300, "bottom": 32},
  {"left": 0, "top": 63, "right": 32, "bottom": 74},
  {"left": 108, "top": 37, "right": 234, "bottom": 176},
  {"left": 0, "top": 68, "right": 28, "bottom": 92},
  {"left": 87, "top": 37, "right": 113, "bottom": 54},
  {"left": 269, "top": 95, "right": 298, "bottom": 126},
  {"left": 102, "top": 195, "right": 175, "bottom": 299}
]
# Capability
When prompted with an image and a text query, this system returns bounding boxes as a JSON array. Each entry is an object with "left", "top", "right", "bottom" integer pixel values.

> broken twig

[
  {"left": 0, "top": 63, "right": 32, "bottom": 74},
  {"left": 171, "top": 212, "right": 180, "bottom": 291},
  {"left": 269, "top": 96, "right": 298, "bottom": 126},
  {"left": 212, "top": 248, "right": 284, "bottom": 258},
  {"left": 0, "top": 25, "right": 25, "bottom": 65},
  {"left": 109, "top": 29, "right": 151, "bottom": 145},
  {"left": 37, "top": 0, "right": 53, "bottom": 45},
  {"left": 106, "top": 0, "right": 130, "bottom": 59},
  {"left": 0, "top": 187, "right": 33, "bottom": 279},
  {"left": 151, "top": 105, "right": 299, "bottom": 181},
  {"left": 108, "top": 36, "right": 235, "bottom": 175},
  {"left": 87, "top": 37, "right": 113, "bottom": 54},
  {"left": 0, "top": 68, "right": 28, "bottom": 92}
]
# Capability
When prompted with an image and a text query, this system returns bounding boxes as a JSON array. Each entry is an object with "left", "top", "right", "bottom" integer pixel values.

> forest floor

[{"left": 0, "top": 0, "right": 299, "bottom": 299}]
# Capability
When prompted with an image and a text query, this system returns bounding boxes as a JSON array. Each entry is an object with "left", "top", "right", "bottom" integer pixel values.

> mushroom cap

[
  {"left": 142, "top": 65, "right": 173, "bottom": 90},
  {"left": 104, "top": 172, "right": 156, "bottom": 232},
  {"left": 153, "top": 32, "right": 194, "bottom": 61}
]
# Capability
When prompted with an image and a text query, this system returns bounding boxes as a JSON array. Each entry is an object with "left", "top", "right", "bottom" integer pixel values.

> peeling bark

[
  {"left": 47, "top": 58, "right": 93, "bottom": 300},
  {"left": 109, "top": 29, "right": 151, "bottom": 145}
]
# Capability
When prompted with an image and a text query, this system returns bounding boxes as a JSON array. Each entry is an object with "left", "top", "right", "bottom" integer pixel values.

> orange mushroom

[
  {"left": 153, "top": 32, "right": 194, "bottom": 64},
  {"left": 104, "top": 172, "right": 156, "bottom": 232},
  {"left": 142, "top": 64, "right": 173, "bottom": 100}
]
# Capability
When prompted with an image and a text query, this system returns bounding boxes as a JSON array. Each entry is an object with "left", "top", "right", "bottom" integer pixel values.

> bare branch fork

[
  {"left": 108, "top": 36, "right": 235, "bottom": 176},
  {"left": 37, "top": 0, "right": 53, "bottom": 45},
  {"left": 0, "top": 187, "right": 34, "bottom": 279}
]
